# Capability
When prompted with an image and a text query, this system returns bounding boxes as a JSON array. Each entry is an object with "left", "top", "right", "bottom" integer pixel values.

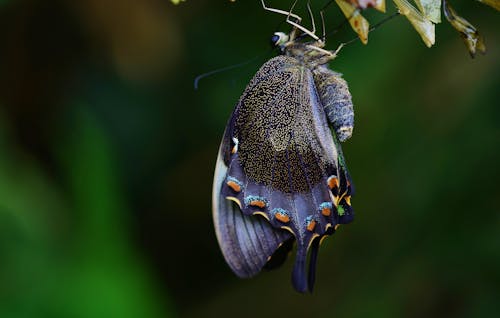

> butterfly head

[{"left": 270, "top": 32, "right": 289, "bottom": 52}]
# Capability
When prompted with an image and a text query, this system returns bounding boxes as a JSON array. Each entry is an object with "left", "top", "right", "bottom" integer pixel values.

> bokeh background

[{"left": 0, "top": 0, "right": 498, "bottom": 317}]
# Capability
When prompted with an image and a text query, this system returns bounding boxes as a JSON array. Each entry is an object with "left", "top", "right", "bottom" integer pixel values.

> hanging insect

[{"left": 212, "top": 1, "right": 355, "bottom": 293}]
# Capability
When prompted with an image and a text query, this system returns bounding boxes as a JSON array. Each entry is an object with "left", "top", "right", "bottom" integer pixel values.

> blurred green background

[{"left": 0, "top": 0, "right": 498, "bottom": 317}]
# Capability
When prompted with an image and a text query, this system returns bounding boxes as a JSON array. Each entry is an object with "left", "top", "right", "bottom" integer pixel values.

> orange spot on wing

[
  {"left": 328, "top": 176, "right": 339, "bottom": 190},
  {"left": 249, "top": 200, "right": 266, "bottom": 208},
  {"left": 306, "top": 220, "right": 317, "bottom": 232},
  {"left": 321, "top": 207, "right": 331, "bottom": 216},
  {"left": 227, "top": 181, "right": 241, "bottom": 192},
  {"left": 275, "top": 213, "right": 290, "bottom": 223}
]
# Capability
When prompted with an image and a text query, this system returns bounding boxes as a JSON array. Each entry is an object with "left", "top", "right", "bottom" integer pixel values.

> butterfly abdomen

[{"left": 313, "top": 66, "right": 354, "bottom": 142}]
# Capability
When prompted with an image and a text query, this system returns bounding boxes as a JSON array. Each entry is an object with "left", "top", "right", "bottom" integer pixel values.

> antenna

[{"left": 193, "top": 52, "right": 270, "bottom": 90}]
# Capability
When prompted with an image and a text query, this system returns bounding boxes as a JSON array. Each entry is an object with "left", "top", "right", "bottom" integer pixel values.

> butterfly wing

[
  {"left": 213, "top": 121, "right": 293, "bottom": 278},
  {"left": 213, "top": 55, "right": 354, "bottom": 292}
]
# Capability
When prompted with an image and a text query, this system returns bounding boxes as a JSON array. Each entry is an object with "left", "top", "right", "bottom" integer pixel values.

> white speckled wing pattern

[{"left": 213, "top": 55, "right": 354, "bottom": 293}]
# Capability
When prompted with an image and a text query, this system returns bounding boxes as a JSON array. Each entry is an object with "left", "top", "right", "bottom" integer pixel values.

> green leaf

[
  {"left": 341, "top": 0, "right": 387, "bottom": 12},
  {"left": 392, "top": 0, "right": 435, "bottom": 47},
  {"left": 336, "top": 0, "right": 370, "bottom": 44},
  {"left": 414, "top": 0, "right": 441, "bottom": 23},
  {"left": 443, "top": 0, "right": 486, "bottom": 57}
]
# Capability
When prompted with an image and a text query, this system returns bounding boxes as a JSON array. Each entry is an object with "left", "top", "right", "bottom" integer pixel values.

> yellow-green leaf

[
  {"left": 336, "top": 0, "right": 370, "bottom": 44},
  {"left": 171, "top": 0, "right": 185, "bottom": 4},
  {"left": 393, "top": 0, "right": 435, "bottom": 47},
  {"left": 342, "top": 0, "right": 386, "bottom": 12},
  {"left": 443, "top": 0, "right": 486, "bottom": 57},
  {"left": 415, "top": 0, "right": 441, "bottom": 23},
  {"left": 476, "top": 0, "right": 500, "bottom": 11},
  {"left": 374, "top": 0, "right": 387, "bottom": 12}
]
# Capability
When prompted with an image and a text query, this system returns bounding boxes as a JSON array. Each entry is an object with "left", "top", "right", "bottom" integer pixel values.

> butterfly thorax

[{"left": 283, "top": 41, "right": 335, "bottom": 69}]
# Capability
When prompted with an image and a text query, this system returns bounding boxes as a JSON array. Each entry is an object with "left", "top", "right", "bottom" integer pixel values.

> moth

[{"left": 212, "top": 2, "right": 355, "bottom": 293}]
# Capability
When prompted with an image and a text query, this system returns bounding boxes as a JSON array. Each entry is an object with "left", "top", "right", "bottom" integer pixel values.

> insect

[{"left": 212, "top": 1, "right": 354, "bottom": 293}]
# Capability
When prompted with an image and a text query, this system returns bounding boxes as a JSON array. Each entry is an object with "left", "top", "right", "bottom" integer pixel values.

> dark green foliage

[{"left": 0, "top": 0, "right": 498, "bottom": 317}]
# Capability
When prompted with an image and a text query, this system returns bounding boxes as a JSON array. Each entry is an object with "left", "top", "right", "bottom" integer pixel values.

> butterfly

[{"left": 212, "top": 1, "right": 355, "bottom": 293}]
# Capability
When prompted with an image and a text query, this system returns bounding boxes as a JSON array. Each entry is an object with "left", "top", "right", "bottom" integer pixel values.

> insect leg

[
  {"left": 332, "top": 42, "right": 344, "bottom": 57},
  {"left": 260, "top": 0, "right": 302, "bottom": 23},
  {"left": 320, "top": 10, "right": 326, "bottom": 42},
  {"left": 261, "top": 0, "right": 322, "bottom": 42},
  {"left": 306, "top": 1, "right": 316, "bottom": 35}
]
